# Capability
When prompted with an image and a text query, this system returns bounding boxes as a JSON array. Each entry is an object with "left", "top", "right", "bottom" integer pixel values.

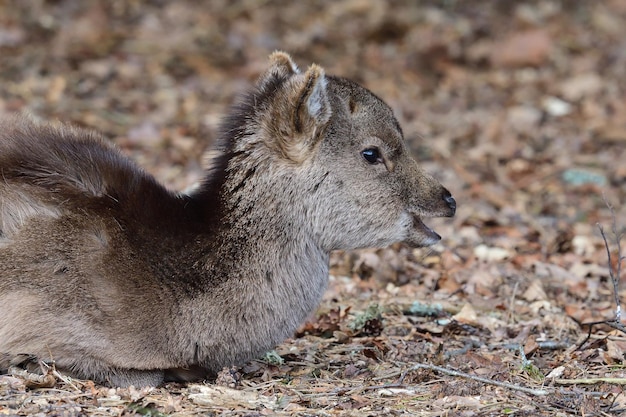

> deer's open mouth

[
  {"left": 412, "top": 215, "right": 441, "bottom": 241},
  {"left": 402, "top": 214, "right": 442, "bottom": 247}
]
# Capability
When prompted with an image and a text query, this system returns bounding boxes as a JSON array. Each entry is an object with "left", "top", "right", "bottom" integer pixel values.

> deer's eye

[{"left": 362, "top": 147, "right": 382, "bottom": 164}]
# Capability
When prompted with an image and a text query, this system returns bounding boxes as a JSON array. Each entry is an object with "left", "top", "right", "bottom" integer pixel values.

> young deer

[{"left": 0, "top": 52, "right": 455, "bottom": 387}]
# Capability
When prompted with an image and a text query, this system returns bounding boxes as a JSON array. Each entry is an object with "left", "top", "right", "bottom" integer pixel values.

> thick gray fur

[{"left": 0, "top": 52, "right": 455, "bottom": 386}]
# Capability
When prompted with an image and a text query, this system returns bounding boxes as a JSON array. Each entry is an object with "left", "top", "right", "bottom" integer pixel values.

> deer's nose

[{"left": 442, "top": 188, "right": 456, "bottom": 215}]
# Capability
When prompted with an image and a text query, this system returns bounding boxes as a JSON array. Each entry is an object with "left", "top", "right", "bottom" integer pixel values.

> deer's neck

[
  {"left": 206, "top": 154, "right": 330, "bottom": 296},
  {"left": 170, "top": 155, "right": 330, "bottom": 369}
]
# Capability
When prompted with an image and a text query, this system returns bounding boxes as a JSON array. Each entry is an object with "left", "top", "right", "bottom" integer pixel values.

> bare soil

[{"left": 1, "top": 1, "right": 626, "bottom": 415}]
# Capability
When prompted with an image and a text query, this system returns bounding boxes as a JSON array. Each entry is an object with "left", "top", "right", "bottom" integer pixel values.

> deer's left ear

[
  {"left": 292, "top": 64, "right": 331, "bottom": 135},
  {"left": 262, "top": 55, "right": 332, "bottom": 163}
]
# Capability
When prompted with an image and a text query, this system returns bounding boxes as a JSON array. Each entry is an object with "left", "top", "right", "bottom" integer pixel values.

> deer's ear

[
  {"left": 257, "top": 51, "right": 300, "bottom": 91},
  {"left": 292, "top": 64, "right": 331, "bottom": 135},
  {"left": 260, "top": 55, "right": 332, "bottom": 163},
  {"left": 270, "top": 64, "right": 331, "bottom": 163}
]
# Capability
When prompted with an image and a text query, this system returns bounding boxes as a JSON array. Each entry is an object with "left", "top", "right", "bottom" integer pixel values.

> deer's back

[
  {"left": 0, "top": 118, "right": 202, "bottom": 293},
  {"left": 2, "top": 117, "right": 173, "bottom": 227},
  {"left": 0, "top": 118, "right": 195, "bottom": 369}
]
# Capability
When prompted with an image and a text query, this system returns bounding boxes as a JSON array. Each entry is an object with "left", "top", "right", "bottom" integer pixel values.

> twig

[
  {"left": 506, "top": 281, "right": 519, "bottom": 324},
  {"left": 408, "top": 363, "right": 551, "bottom": 396},
  {"left": 606, "top": 321, "right": 626, "bottom": 333},
  {"left": 444, "top": 339, "right": 482, "bottom": 359},
  {"left": 599, "top": 222, "right": 621, "bottom": 322},
  {"left": 50, "top": 369, "right": 82, "bottom": 393},
  {"left": 554, "top": 377, "right": 626, "bottom": 385},
  {"left": 536, "top": 341, "right": 569, "bottom": 350},
  {"left": 577, "top": 204, "right": 625, "bottom": 348},
  {"left": 604, "top": 200, "right": 624, "bottom": 320},
  {"left": 331, "top": 383, "right": 408, "bottom": 396}
]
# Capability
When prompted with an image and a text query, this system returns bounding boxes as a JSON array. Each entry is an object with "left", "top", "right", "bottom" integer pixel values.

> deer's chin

[{"left": 402, "top": 215, "right": 441, "bottom": 247}]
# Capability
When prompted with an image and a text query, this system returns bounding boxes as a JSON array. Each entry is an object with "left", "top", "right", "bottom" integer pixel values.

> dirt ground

[{"left": 1, "top": 0, "right": 626, "bottom": 416}]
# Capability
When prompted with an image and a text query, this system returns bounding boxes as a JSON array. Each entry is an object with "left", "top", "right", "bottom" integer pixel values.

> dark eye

[{"left": 362, "top": 147, "right": 382, "bottom": 164}]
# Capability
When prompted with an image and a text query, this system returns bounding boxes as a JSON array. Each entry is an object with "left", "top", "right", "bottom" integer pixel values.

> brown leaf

[
  {"left": 452, "top": 304, "right": 478, "bottom": 326},
  {"left": 606, "top": 339, "right": 626, "bottom": 362},
  {"left": 522, "top": 280, "right": 548, "bottom": 302},
  {"left": 296, "top": 307, "right": 349, "bottom": 338},
  {"left": 524, "top": 335, "right": 539, "bottom": 356},
  {"left": 490, "top": 29, "right": 552, "bottom": 67}
]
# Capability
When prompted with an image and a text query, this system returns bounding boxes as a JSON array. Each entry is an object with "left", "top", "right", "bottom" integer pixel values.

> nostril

[
  {"left": 442, "top": 189, "right": 456, "bottom": 212},
  {"left": 445, "top": 195, "right": 456, "bottom": 210}
]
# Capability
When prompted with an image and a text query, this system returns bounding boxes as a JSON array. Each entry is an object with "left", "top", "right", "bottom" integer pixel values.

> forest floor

[{"left": 1, "top": 1, "right": 626, "bottom": 416}]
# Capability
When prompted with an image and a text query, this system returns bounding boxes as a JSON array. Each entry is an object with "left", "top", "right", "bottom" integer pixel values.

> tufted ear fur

[
  {"left": 292, "top": 64, "right": 331, "bottom": 136},
  {"left": 258, "top": 54, "right": 331, "bottom": 163},
  {"left": 257, "top": 51, "right": 300, "bottom": 90}
]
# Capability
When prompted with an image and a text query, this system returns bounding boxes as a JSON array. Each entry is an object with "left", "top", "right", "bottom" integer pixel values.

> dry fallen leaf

[
  {"left": 522, "top": 280, "right": 548, "bottom": 302},
  {"left": 432, "top": 395, "right": 482, "bottom": 410},
  {"left": 490, "top": 29, "right": 552, "bottom": 67},
  {"left": 606, "top": 339, "right": 626, "bottom": 362},
  {"left": 188, "top": 385, "right": 278, "bottom": 409},
  {"left": 453, "top": 303, "right": 479, "bottom": 326},
  {"left": 474, "top": 245, "right": 511, "bottom": 262},
  {"left": 545, "top": 365, "right": 566, "bottom": 380}
]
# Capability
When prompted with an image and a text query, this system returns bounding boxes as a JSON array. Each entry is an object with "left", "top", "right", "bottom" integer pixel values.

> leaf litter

[{"left": 1, "top": 0, "right": 626, "bottom": 415}]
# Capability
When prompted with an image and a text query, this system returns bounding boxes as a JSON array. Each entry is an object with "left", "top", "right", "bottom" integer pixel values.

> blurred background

[{"left": 1, "top": 0, "right": 625, "bottom": 316}]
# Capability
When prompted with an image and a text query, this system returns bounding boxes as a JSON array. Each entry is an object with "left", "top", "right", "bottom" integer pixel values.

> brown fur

[{"left": 0, "top": 52, "right": 455, "bottom": 387}]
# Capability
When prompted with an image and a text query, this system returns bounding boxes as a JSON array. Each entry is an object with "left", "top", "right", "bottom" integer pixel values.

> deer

[{"left": 0, "top": 52, "right": 455, "bottom": 387}]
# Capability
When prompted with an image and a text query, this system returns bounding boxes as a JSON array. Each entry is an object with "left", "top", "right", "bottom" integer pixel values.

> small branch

[
  {"left": 536, "top": 341, "right": 569, "bottom": 350},
  {"left": 599, "top": 223, "right": 621, "bottom": 322},
  {"left": 409, "top": 363, "right": 551, "bottom": 396},
  {"left": 555, "top": 377, "right": 626, "bottom": 385},
  {"left": 39, "top": 360, "right": 82, "bottom": 392},
  {"left": 601, "top": 199, "right": 624, "bottom": 322},
  {"left": 577, "top": 207, "right": 626, "bottom": 348},
  {"left": 444, "top": 339, "right": 482, "bottom": 359},
  {"left": 330, "top": 383, "right": 407, "bottom": 396},
  {"left": 606, "top": 321, "right": 626, "bottom": 333},
  {"left": 506, "top": 281, "right": 519, "bottom": 324}
]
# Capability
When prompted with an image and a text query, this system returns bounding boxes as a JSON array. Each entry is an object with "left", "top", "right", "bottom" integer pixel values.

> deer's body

[{"left": 0, "top": 53, "right": 455, "bottom": 386}]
